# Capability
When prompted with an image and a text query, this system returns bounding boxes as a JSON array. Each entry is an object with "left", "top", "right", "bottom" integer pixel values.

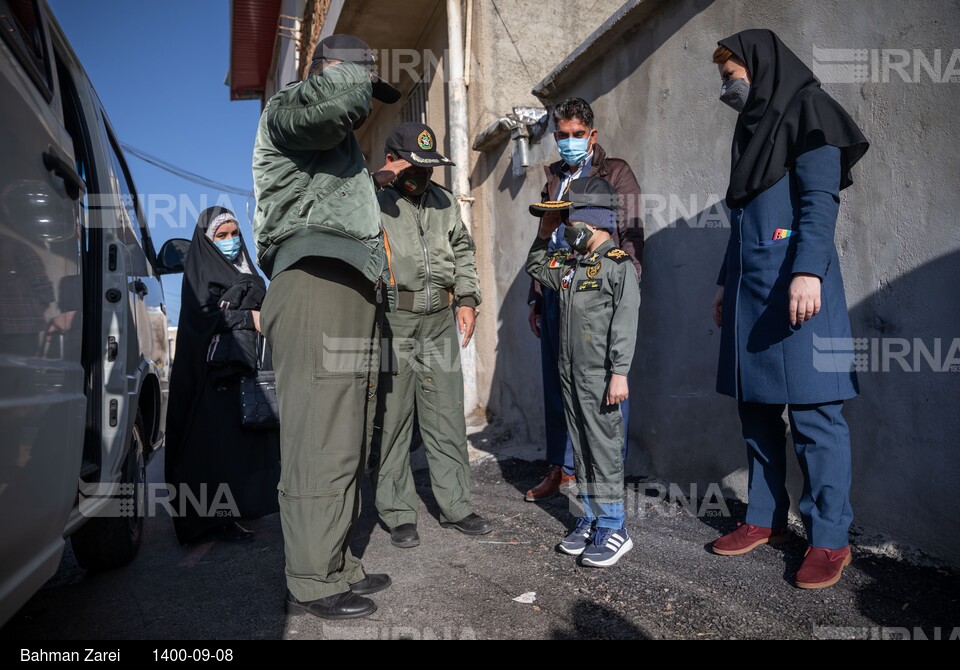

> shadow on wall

[
  {"left": 629, "top": 213, "right": 749, "bottom": 485},
  {"left": 843, "top": 249, "right": 960, "bottom": 564},
  {"left": 489, "top": 267, "right": 546, "bottom": 443}
]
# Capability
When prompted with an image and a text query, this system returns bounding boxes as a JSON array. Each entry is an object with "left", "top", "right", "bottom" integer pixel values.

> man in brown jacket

[{"left": 525, "top": 97, "right": 644, "bottom": 502}]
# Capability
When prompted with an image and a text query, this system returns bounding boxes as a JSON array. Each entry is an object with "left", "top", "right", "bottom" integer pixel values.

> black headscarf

[
  {"left": 165, "top": 207, "right": 279, "bottom": 543},
  {"left": 165, "top": 207, "right": 263, "bottom": 465},
  {"left": 720, "top": 29, "right": 869, "bottom": 208}
]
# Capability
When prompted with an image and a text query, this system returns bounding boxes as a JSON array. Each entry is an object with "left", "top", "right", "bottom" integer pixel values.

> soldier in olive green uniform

[
  {"left": 526, "top": 177, "right": 640, "bottom": 568},
  {"left": 371, "top": 122, "right": 492, "bottom": 549},
  {"left": 254, "top": 36, "right": 402, "bottom": 621}
]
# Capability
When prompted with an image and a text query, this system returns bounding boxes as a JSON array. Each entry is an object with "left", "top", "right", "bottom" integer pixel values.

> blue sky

[{"left": 49, "top": 0, "right": 264, "bottom": 325}]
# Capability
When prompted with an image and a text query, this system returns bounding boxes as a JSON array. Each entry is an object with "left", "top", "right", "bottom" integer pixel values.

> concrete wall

[
  {"left": 467, "top": 0, "right": 625, "bottom": 425},
  {"left": 476, "top": 0, "right": 960, "bottom": 565}
]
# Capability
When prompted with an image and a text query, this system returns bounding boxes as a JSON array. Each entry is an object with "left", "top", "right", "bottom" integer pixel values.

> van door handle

[
  {"left": 43, "top": 146, "right": 86, "bottom": 200},
  {"left": 133, "top": 280, "right": 148, "bottom": 297}
]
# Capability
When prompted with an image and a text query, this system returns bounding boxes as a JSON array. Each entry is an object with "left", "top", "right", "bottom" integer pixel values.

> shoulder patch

[
  {"left": 605, "top": 248, "right": 632, "bottom": 264},
  {"left": 547, "top": 250, "right": 572, "bottom": 269}
]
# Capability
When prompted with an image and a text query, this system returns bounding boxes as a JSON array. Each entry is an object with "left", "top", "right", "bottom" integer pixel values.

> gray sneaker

[
  {"left": 558, "top": 518, "right": 595, "bottom": 556},
  {"left": 580, "top": 527, "right": 633, "bottom": 568}
]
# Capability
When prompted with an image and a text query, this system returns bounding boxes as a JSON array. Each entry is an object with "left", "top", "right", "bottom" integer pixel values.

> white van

[{"left": 0, "top": 0, "right": 186, "bottom": 625}]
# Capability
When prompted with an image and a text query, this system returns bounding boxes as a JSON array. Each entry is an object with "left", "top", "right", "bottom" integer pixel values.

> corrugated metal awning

[{"left": 229, "top": 0, "right": 283, "bottom": 101}]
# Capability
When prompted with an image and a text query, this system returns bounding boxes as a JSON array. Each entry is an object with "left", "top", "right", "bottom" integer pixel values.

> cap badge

[{"left": 418, "top": 130, "right": 434, "bottom": 151}]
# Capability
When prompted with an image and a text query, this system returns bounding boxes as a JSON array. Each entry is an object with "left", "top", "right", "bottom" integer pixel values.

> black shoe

[
  {"left": 349, "top": 574, "right": 392, "bottom": 596},
  {"left": 285, "top": 590, "right": 376, "bottom": 620},
  {"left": 440, "top": 513, "right": 493, "bottom": 536},
  {"left": 214, "top": 522, "right": 254, "bottom": 543},
  {"left": 390, "top": 524, "right": 420, "bottom": 548}
]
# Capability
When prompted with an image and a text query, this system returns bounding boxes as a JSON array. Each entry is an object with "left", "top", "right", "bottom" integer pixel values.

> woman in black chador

[{"left": 165, "top": 207, "right": 280, "bottom": 544}]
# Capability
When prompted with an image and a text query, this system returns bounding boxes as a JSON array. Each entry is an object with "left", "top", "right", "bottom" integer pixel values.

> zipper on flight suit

[
  {"left": 415, "top": 196, "right": 434, "bottom": 311},
  {"left": 567, "top": 260, "right": 582, "bottom": 371}
]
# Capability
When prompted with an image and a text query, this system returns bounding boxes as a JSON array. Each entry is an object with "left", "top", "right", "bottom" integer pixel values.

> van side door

[{"left": 0, "top": 0, "right": 86, "bottom": 624}]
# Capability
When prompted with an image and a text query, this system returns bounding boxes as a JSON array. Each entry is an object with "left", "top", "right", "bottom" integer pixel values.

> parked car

[{"left": 0, "top": 0, "right": 186, "bottom": 625}]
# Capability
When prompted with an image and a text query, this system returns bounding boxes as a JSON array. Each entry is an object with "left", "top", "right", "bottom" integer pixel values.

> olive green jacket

[
  {"left": 526, "top": 237, "right": 639, "bottom": 376},
  {"left": 252, "top": 62, "right": 392, "bottom": 304},
  {"left": 378, "top": 183, "right": 481, "bottom": 314}
]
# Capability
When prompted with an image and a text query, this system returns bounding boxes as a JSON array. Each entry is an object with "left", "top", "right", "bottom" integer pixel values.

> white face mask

[{"left": 720, "top": 77, "right": 751, "bottom": 113}]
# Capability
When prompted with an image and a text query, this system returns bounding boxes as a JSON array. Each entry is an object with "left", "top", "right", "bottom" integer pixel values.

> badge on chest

[
  {"left": 576, "top": 279, "right": 602, "bottom": 292},
  {"left": 561, "top": 267, "right": 575, "bottom": 291}
]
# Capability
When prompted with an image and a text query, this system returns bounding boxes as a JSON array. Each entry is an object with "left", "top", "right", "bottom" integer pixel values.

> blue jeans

[
  {"left": 738, "top": 401, "right": 854, "bottom": 549},
  {"left": 541, "top": 287, "right": 630, "bottom": 527}
]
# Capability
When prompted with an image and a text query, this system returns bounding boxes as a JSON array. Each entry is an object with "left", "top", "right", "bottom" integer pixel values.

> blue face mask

[
  {"left": 215, "top": 237, "right": 242, "bottom": 261},
  {"left": 557, "top": 136, "right": 591, "bottom": 167}
]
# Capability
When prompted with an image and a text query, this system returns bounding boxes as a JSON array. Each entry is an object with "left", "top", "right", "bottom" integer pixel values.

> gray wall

[
  {"left": 475, "top": 0, "right": 960, "bottom": 565},
  {"left": 467, "top": 0, "right": 626, "bottom": 420}
]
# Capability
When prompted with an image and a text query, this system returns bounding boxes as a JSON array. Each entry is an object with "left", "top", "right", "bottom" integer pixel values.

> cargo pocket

[
  {"left": 277, "top": 486, "right": 349, "bottom": 578},
  {"left": 419, "top": 373, "right": 438, "bottom": 430}
]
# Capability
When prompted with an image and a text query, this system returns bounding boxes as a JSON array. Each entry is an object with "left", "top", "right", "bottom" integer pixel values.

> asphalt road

[{"left": 3, "top": 451, "right": 959, "bottom": 640}]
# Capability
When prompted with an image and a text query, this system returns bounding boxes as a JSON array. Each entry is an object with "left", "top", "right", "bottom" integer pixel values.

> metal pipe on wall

[
  {"left": 446, "top": 0, "right": 479, "bottom": 414},
  {"left": 463, "top": 0, "right": 474, "bottom": 88}
]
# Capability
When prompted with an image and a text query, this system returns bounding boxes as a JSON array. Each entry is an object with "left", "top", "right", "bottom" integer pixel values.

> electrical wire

[
  {"left": 120, "top": 143, "right": 255, "bottom": 198},
  {"left": 490, "top": 0, "right": 536, "bottom": 86}
]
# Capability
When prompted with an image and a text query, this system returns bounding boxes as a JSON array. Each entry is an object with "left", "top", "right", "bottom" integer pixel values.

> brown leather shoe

[
  {"left": 525, "top": 465, "right": 574, "bottom": 502},
  {"left": 712, "top": 522, "right": 790, "bottom": 556},
  {"left": 796, "top": 546, "right": 852, "bottom": 589}
]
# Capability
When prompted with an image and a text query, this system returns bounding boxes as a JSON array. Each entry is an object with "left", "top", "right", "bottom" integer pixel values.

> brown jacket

[{"left": 528, "top": 143, "right": 644, "bottom": 310}]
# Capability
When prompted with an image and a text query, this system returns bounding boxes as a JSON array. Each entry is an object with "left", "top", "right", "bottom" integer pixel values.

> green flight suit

[
  {"left": 372, "top": 183, "right": 481, "bottom": 528},
  {"left": 253, "top": 62, "right": 391, "bottom": 601},
  {"left": 525, "top": 237, "right": 640, "bottom": 522}
]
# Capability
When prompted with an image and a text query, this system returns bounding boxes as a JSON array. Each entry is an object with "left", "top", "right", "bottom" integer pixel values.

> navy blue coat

[{"left": 717, "top": 144, "right": 859, "bottom": 405}]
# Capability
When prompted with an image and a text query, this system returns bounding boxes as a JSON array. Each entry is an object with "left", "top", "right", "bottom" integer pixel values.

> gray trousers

[{"left": 261, "top": 258, "right": 381, "bottom": 600}]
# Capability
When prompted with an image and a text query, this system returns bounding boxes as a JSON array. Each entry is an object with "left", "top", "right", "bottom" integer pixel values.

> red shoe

[
  {"left": 712, "top": 522, "right": 790, "bottom": 556},
  {"left": 525, "top": 465, "right": 574, "bottom": 501},
  {"left": 796, "top": 546, "right": 852, "bottom": 589}
]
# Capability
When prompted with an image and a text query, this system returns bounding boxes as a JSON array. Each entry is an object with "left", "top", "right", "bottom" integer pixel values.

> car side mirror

[{"left": 156, "top": 238, "right": 191, "bottom": 275}]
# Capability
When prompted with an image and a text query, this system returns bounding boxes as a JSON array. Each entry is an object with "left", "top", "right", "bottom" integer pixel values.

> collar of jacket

[{"left": 579, "top": 239, "right": 616, "bottom": 266}]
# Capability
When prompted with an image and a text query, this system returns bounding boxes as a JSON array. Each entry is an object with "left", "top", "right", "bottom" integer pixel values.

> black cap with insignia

[
  {"left": 312, "top": 34, "right": 401, "bottom": 104},
  {"left": 385, "top": 122, "right": 455, "bottom": 168}
]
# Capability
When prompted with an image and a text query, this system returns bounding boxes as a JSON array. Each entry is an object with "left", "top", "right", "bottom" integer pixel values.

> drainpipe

[
  {"left": 446, "top": 0, "right": 479, "bottom": 414},
  {"left": 463, "top": 0, "right": 474, "bottom": 88}
]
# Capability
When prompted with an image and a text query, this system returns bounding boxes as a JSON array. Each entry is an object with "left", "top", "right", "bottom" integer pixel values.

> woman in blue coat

[{"left": 708, "top": 30, "right": 869, "bottom": 589}]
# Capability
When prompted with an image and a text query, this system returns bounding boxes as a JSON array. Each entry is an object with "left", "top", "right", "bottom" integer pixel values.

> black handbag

[{"left": 239, "top": 335, "right": 279, "bottom": 430}]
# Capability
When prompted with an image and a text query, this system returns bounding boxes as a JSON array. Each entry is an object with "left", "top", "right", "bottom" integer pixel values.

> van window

[
  {"left": 55, "top": 56, "right": 92, "bottom": 236},
  {"left": 0, "top": 0, "right": 52, "bottom": 98},
  {"left": 103, "top": 129, "right": 148, "bottom": 252}
]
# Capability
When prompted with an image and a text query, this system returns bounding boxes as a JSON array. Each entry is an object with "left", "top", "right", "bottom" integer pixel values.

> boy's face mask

[{"left": 564, "top": 222, "right": 594, "bottom": 254}]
